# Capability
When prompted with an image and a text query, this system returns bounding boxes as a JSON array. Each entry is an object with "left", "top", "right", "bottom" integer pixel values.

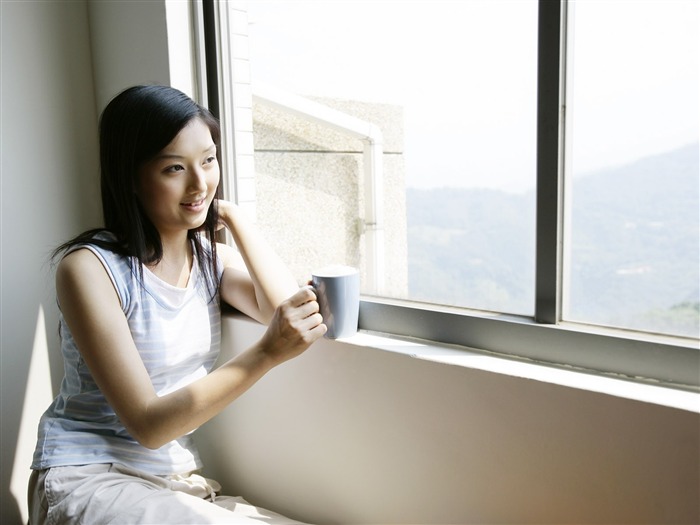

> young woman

[{"left": 29, "top": 85, "right": 326, "bottom": 524}]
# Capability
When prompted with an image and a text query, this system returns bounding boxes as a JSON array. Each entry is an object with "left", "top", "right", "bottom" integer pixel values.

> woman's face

[{"left": 136, "top": 117, "right": 219, "bottom": 238}]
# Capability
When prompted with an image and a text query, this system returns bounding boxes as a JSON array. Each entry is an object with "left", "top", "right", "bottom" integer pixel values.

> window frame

[{"left": 203, "top": 0, "right": 700, "bottom": 391}]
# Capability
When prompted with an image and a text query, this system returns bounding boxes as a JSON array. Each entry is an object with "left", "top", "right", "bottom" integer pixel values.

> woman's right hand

[{"left": 258, "top": 286, "right": 327, "bottom": 366}]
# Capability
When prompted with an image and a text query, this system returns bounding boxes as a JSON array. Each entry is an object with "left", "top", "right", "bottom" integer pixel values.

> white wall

[
  {"left": 87, "top": 0, "right": 173, "bottom": 111},
  {"left": 0, "top": 2, "right": 174, "bottom": 523},
  {"left": 197, "top": 316, "right": 700, "bottom": 524},
  {"left": 0, "top": 2, "right": 100, "bottom": 523}
]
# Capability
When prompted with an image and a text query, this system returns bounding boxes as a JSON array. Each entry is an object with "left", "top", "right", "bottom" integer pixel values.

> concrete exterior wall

[{"left": 253, "top": 98, "right": 408, "bottom": 296}]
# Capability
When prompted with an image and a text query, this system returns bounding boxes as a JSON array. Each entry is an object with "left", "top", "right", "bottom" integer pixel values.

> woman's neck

[{"left": 147, "top": 233, "right": 193, "bottom": 288}]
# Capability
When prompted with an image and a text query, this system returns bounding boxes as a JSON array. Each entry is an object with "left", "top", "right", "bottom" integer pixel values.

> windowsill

[
  {"left": 224, "top": 310, "right": 699, "bottom": 413},
  {"left": 327, "top": 328, "right": 700, "bottom": 414},
  {"left": 358, "top": 298, "right": 700, "bottom": 395}
]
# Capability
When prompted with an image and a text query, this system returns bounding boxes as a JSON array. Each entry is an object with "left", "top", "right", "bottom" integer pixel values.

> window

[
  {"left": 563, "top": 0, "right": 699, "bottom": 338},
  {"left": 246, "top": 0, "right": 538, "bottom": 316},
  {"left": 205, "top": 0, "right": 699, "bottom": 389}
]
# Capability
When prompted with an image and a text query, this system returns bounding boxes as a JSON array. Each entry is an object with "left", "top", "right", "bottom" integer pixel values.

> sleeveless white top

[{"left": 32, "top": 235, "right": 222, "bottom": 475}]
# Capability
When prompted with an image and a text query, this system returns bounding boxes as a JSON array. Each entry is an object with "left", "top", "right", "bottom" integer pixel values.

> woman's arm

[
  {"left": 58, "top": 248, "right": 325, "bottom": 450},
  {"left": 217, "top": 200, "right": 299, "bottom": 323}
]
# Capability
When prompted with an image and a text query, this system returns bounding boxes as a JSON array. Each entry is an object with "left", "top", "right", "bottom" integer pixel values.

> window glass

[
  {"left": 564, "top": 0, "right": 699, "bottom": 337},
  {"left": 247, "top": 0, "right": 538, "bottom": 315}
]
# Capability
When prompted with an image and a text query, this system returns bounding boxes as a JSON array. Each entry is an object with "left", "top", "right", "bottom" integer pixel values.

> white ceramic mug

[{"left": 311, "top": 265, "right": 360, "bottom": 339}]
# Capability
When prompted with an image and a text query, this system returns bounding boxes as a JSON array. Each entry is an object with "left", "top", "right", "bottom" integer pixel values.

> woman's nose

[{"left": 189, "top": 167, "right": 207, "bottom": 191}]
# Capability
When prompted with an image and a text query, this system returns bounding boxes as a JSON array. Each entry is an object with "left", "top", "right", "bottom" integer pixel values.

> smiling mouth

[{"left": 181, "top": 198, "right": 206, "bottom": 208}]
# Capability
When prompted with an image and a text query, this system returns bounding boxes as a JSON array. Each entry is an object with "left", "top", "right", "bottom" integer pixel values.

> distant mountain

[
  {"left": 406, "top": 187, "right": 536, "bottom": 314},
  {"left": 406, "top": 143, "right": 699, "bottom": 337}
]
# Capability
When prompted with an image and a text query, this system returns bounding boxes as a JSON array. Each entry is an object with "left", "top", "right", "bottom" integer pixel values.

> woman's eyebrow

[
  {"left": 154, "top": 153, "right": 185, "bottom": 160},
  {"left": 154, "top": 144, "right": 216, "bottom": 161}
]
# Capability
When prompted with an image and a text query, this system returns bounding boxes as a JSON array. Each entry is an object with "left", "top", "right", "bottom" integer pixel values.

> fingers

[
  {"left": 260, "top": 286, "right": 328, "bottom": 365},
  {"left": 214, "top": 199, "right": 234, "bottom": 231},
  {"left": 306, "top": 320, "right": 327, "bottom": 340},
  {"left": 286, "top": 288, "right": 323, "bottom": 327},
  {"left": 277, "top": 286, "right": 326, "bottom": 339},
  {"left": 287, "top": 285, "right": 317, "bottom": 307}
]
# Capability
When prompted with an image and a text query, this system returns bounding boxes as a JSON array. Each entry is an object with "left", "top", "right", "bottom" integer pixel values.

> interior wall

[
  {"left": 0, "top": 2, "right": 175, "bottom": 523},
  {"left": 87, "top": 0, "right": 171, "bottom": 111},
  {"left": 0, "top": 2, "right": 101, "bottom": 523},
  {"left": 197, "top": 316, "right": 700, "bottom": 524}
]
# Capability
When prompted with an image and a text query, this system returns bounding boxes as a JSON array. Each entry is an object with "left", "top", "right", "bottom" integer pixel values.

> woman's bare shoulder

[
  {"left": 56, "top": 248, "right": 120, "bottom": 305},
  {"left": 57, "top": 247, "right": 104, "bottom": 277}
]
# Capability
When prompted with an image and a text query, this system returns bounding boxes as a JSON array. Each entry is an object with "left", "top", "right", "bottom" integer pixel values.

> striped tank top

[{"left": 32, "top": 234, "right": 222, "bottom": 475}]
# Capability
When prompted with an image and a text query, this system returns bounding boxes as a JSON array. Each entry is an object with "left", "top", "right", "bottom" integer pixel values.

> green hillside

[{"left": 406, "top": 143, "right": 699, "bottom": 337}]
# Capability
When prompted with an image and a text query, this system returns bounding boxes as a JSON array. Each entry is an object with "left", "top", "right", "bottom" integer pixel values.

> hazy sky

[{"left": 246, "top": 0, "right": 698, "bottom": 192}]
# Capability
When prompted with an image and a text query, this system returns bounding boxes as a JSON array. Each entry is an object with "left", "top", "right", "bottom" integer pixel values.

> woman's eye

[
  {"left": 204, "top": 156, "right": 216, "bottom": 164},
  {"left": 165, "top": 164, "right": 185, "bottom": 173}
]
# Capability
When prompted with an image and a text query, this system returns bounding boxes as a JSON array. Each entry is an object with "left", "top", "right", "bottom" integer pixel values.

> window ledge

[
  {"left": 359, "top": 298, "right": 700, "bottom": 394},
  {"left": 331, "top": 329, "right": 700, "bottom": 414}
]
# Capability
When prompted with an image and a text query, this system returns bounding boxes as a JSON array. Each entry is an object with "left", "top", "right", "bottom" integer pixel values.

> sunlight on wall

[{"left": 10, "top": 305, "right": 54, "bottom": 524}]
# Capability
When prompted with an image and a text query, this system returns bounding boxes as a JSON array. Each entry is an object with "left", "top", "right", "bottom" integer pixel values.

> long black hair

[{"left": 53, "top": 85, "right": 222, "bottom": 299}]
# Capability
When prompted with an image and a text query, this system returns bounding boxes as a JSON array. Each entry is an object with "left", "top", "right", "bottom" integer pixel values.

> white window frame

[{"left": 200, "top": 0, "right": 699, "bottom": 391}]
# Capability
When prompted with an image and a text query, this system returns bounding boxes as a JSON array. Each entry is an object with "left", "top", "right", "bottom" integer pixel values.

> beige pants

[{"left": 28, "top": 463, "right": 309, "bottom": 524}]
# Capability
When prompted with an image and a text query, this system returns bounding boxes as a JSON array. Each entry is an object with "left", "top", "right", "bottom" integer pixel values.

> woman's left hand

[
  {"left": 216, "top": 198, "right": 302, "bottom": 324},
  {"left": 215, "top": 199, "right": 235, "bottom": 232}
]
